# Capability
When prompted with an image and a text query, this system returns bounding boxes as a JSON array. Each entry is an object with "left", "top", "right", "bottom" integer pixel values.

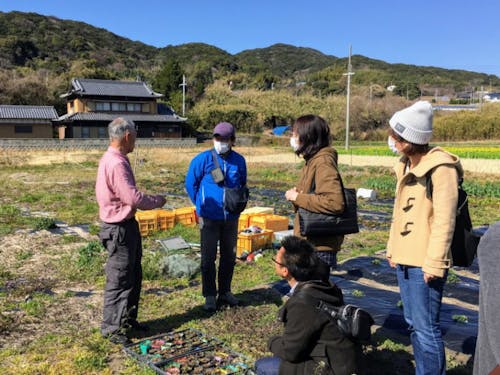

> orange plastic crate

[
  {"left": 249, "top": 214, "right": 289, "bottom": 232},
  {"left": 236, "top": 229, "right": 273, "bottom": 256},
  {"left": 156, "top": 209, "right": 175, "bottom": 231},
  {"left": 174, "top": 206, "right": 197, "bottom": 226},
  {"left": 135, "top": 210, "right": 158, "bottom": 237}
]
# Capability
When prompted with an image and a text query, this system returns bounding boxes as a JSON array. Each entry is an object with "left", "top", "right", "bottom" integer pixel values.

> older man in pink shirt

[{"left": 96, "top": 117, "right": 166, "bottom": 345}]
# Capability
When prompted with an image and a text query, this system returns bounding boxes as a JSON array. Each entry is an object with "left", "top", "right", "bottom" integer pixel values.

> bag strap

[
  {"left": 294, "top": 283, "right": 342, "bottom": 316},
  {"left": 211, "top": 148, "right": 221, "bottom": 169},
  {"left": 211, "top": 149, "right": 226, "bottom": 186},
  {"left": 425, "top": 167, "right": 464, "bottom": 201},
  {"left": 309, "top": 165, "right": 347, "bottom": 208}
]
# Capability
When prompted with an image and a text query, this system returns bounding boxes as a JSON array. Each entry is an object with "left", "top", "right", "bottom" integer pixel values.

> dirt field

[
  {"left": 5, "top": 147, "right": 500, "bottom": 174},
  {"left": 0, "top": 145, "right": 495, "bottom": 374}
]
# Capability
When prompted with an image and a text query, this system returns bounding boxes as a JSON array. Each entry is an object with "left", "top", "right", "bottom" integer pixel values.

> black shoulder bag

[
  {"left": 295, "top": 285, "right": 374, "bottom": 344},
  {"left": 426, "top": 170, "right": 479, "bottom": 267},
  {"left": 298, "top": 172, "right": 359, "bottom": 236},
  {"left": 211, "top": 149, "right": 249, "bottom": 214}
]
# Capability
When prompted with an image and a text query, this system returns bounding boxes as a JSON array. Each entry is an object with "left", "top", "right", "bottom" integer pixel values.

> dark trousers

[
  {"left": 199, "top": 217, "right": 238, "bottom": 297},
  {"left": 99, "top": 218, "right": 142, "bottom": 336},
  {"left": 316, "top": 250, "right": 337, "bottom": 269}
]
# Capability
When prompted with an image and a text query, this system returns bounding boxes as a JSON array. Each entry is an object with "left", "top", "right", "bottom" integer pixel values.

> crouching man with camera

[{"left": 255, "top": 236, "right": 365, "bottom": 375}]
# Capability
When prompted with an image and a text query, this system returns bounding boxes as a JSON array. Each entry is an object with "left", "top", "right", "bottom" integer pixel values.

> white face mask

[
  {"left": 290, "top": 136, "right": 300, "bottom": 152},
  {"left": 388, "top": 136, "right": 399, "bottom": 154},
  {"left": 214, "top": 140, "right": 230, "bottom": 154}
]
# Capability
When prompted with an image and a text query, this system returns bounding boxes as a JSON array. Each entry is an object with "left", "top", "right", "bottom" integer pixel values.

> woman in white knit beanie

[{"left": 386, "top": 101, "right": 464, "bottom": 375}]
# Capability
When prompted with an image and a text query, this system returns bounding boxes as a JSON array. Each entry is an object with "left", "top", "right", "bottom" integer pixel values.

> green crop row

[{"left": 335, "top": 143, "right": 500, "bottom": 159}]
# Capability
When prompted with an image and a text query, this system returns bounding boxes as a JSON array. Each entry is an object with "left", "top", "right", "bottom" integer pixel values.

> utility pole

[
  {"left": 179, "top": 75, "right": 186, "bottom": 116},
  {"left": 480, "top": 85, "right": 484, "bottom": 109},
  {"left": 343, "top": 45, "right": 354, "bottom": 150}
]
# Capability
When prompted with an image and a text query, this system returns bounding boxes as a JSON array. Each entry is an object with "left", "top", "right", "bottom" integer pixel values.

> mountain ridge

[{"left": 0, "top": 10, "right": 498, "bottom": 109}]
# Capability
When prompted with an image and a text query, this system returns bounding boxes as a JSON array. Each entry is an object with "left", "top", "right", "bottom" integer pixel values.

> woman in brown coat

[{"left": 285, "top": 115, "right": 344, "bottom": 269}]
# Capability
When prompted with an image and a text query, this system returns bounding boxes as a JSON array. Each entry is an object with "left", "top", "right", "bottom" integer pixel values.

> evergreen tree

[{"left": 153, "top": 59, "right": 183, "bottom": 101}]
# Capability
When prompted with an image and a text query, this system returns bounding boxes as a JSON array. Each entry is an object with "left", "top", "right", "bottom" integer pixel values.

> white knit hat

[{"left": 389, "top": 101, "right": 433, "bottom": 145}]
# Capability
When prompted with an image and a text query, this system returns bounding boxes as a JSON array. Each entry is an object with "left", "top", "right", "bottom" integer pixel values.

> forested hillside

[
  {"left": 1, "top": 11, "right": 498, "bottom": 96},
  {"left": 1, "top": 11, "right": 499, "bottom": 140}
]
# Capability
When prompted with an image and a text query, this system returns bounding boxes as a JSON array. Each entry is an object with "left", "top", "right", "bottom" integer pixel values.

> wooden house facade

[{"left": 55, "top": 78, "right": 187, "bottom": 139}]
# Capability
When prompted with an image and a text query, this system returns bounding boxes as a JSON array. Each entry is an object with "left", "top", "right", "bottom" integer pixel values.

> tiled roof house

[
  {"left": 0, "top": 105, "right": 58, "bottom": 138},
  {"left": 55, "top": 78, "right": 187, "bottom": 139}
]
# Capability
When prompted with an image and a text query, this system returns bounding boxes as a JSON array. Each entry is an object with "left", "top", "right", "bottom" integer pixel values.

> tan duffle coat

[{"left": 386, "top": 147, "right": 463, "bottom": 277}]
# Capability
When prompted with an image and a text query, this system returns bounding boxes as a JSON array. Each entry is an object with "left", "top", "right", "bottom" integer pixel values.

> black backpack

[{"left": 425, "top": 170, "right": 480, "bottom": 267}]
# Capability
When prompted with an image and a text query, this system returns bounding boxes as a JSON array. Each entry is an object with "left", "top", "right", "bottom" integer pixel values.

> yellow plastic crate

[
  {"left": 156, "top": 209, "right": 175, "bottom": 231},
  {"left": 241, "top": 206, "right": 274, "bottom": 215},
  {"left": 237, "top": 229, "right": 273, "bottom": 256},
  {"left": 249, "top": 214, "right": 289, "bottom": 232},
  {"left": 174, "top": 206, "right": 197, "bottom": 226},
  {"left": 238, "top": 214, "right": 250, "bottom": 232},
  {"left": 238, "top": 213, "right": 269, "bottom": 232},
  {"left": 135, "top": 210, "right": 158, "bottom": 237}
]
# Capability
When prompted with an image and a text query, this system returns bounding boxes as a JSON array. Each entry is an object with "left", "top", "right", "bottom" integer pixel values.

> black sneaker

[
  {"left": 203, "top": 296, "right": 217, "bottom": 312},
  {"left": 217, "top": 292, "right": 239, "bottom": 307},
  {"left": 106, "top": 332, "right": 131, "bottom": 345},
  {"left": 128, "top": 320, "right": 150, "bottom": 332}
]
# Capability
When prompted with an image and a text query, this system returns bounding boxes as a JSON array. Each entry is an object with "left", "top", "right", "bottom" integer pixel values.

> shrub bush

[
  {"left": 190, "top": 81, "right": 500, "bottom": 141},
  {"left": 433, "top": 104, "right": 500, "bottom": 140},
  {"left": 32, "top": 217, "right": 57, "bottom": 230}
]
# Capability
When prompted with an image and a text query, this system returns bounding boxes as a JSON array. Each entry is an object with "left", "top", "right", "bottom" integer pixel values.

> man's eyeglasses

[{"left": 272, "top": 257, "right": 286, "bottom": 267}]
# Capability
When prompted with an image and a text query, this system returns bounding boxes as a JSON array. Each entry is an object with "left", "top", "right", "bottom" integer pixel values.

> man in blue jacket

[{"left": 185, "top": 122, "right": 247, "bottom": 311}]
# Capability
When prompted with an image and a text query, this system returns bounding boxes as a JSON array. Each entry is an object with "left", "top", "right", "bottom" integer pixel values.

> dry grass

[{"left": 3, "top": 146, "right": 498, "bottom": 174}]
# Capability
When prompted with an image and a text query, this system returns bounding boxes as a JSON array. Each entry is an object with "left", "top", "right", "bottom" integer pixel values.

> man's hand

[{"left": 156, "top": 195, "right": 167, "bottom": 208}]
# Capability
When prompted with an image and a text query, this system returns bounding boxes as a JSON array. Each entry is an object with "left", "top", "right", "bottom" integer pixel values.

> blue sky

[{"left": 1, "top": 0, "right": 500, "bottom": 77}]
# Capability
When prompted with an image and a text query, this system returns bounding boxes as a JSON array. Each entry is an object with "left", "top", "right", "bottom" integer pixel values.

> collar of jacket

[
  {"left": 394, "top": 146, "right": 463, "bottom": 180},
  {"left": 304, "top": 147, "right": 338, "bottom": 165}
]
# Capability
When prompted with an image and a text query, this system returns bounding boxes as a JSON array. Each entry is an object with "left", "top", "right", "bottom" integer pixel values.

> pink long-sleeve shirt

[{"left": 96, "top": 146, "right": 163, "bottom": 223}]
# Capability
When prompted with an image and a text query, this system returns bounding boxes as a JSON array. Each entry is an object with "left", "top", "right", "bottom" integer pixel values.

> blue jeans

[
  {"left": 255, "top": 356, "right": 280, "bottom": 375},
  {"left": 397, "top": 265, "right": 447, "bottom": 375}
]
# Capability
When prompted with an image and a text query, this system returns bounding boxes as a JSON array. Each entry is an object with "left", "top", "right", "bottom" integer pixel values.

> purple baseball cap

[{"left": 213, "top": 122, "right": 235, "bottom": 138}]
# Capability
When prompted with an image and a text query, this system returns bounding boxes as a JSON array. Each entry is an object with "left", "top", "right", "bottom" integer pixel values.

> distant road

[{"left": 433, "top": 105, "right": 478, "bottom": 111}]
